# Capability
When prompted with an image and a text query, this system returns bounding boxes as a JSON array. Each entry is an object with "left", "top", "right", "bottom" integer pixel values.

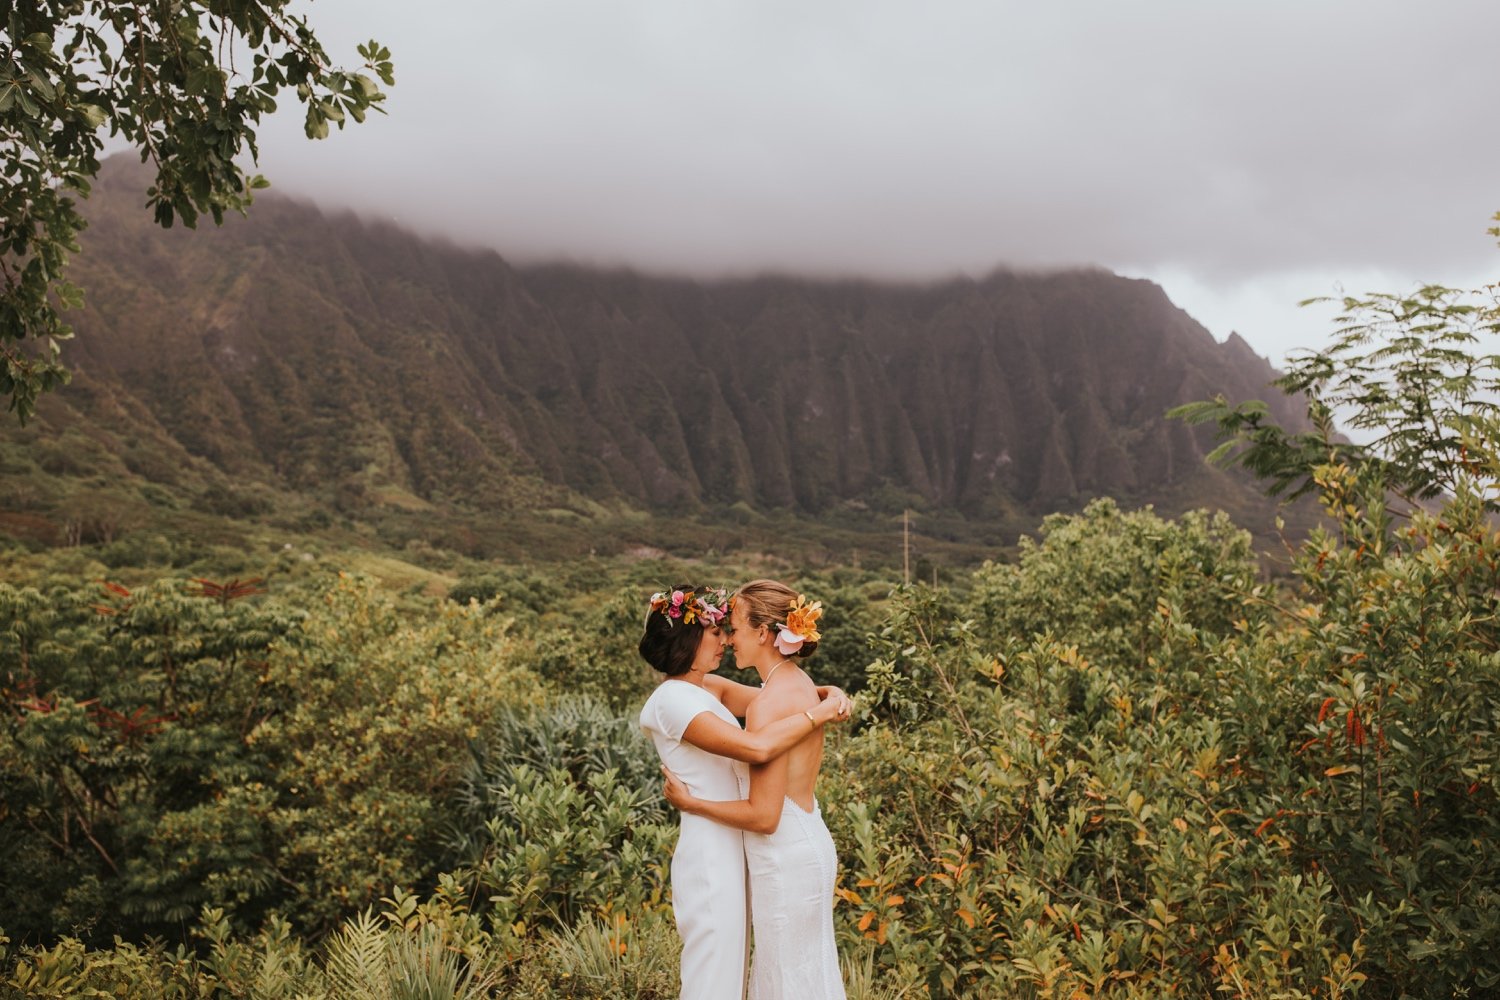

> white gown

[
  {"left": 744, "top": 798, "right": 846, "bottom": 1000},
  {"left": 641, "top": 680, "right": 751, "bottom": 1000}
]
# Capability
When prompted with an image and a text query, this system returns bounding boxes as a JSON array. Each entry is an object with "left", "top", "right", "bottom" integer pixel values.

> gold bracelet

[{"left": 804, "top": 709, "right": 816, "bottom": 725}]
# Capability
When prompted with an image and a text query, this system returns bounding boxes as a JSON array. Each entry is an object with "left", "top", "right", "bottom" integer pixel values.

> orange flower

[{"left": 784, "top": 596, "right": 823, "bottom": 642}]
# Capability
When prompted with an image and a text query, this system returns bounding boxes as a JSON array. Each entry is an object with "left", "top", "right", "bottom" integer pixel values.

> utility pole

[{"left": 903, "top": 508, "right": 910, "bottom": 585}]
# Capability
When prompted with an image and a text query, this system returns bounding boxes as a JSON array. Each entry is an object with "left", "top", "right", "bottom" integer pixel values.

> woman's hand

[
  {"left": 814, "top": 684, "right": 854, "bottom": 723},
  {"left": 662, "top": 765, "right": 696, "bottom": 812}
]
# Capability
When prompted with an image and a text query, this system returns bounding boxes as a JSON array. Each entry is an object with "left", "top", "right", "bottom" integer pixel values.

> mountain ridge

[{"left": 13, "top": 156, "right": 1311, "bottom": 546}]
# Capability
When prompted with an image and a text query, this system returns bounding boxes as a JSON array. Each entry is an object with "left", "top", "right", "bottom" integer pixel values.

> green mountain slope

[{"left": 2, "top": 156, "right": 1314, "bottom": 561}]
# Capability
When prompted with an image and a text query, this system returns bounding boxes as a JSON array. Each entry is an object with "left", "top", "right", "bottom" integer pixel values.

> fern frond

[{"left": 325, "top": 908, "right": 389, "bottom": 1000}]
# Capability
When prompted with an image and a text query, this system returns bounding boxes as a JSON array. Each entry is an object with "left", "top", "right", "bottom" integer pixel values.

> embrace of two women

[{"left": 638, "top": 579, "right": 852, "bottom": 1000}]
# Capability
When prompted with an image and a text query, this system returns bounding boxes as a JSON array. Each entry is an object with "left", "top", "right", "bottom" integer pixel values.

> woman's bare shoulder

[{"left": 744, "top": 677, "right": 817, "bottom": 726}]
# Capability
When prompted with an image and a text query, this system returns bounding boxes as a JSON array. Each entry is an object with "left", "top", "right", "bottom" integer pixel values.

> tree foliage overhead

[
  {"left": 1171, "top": 215, "right": 1500, "bottom": 513},
  {"left": 0, "top": 0, "right": 393, "bottom": 422}
]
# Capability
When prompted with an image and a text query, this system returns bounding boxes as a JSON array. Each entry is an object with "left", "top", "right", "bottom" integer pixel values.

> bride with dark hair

[
  {"left": 662, "top": 579, "right": 847, "bottom": 1000},
  {"left": 638, "top": 585, "right": 851, "bottom": 1000}
]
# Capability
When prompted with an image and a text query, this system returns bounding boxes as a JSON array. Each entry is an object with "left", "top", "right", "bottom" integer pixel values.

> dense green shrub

[
  {"left": 965, "top": 497, "right": 1258, "bottom": 676},
  {"left": 447, "top": 569, "right": 567, "bottom": 623},
  {"left": 828, "top": 494, "right": 1484, "bottom": 993},
  {"left": 0, "top": 574, "right": 540, "bottom": 943},
  {"left": 825, "top": 507, "right": 1365, "bottom": 998},
  {"left": 0, "top": 577, "right": 301, "bottom": 940},
  {"left": 243, "top": 574, "right": 542, "bottom": 934},
  {"left": 528, "top": 585, "right": 661, "bottom": 711},
  {"left": 452, "top": 695, "right": 667, "bottom": 839},
  {"left": 797, "top": 576, "right": 889, "bottom": 693},
  {"left": 1221, "top": 467, "right": 1500, "bottom": 996},
  {"left": 447, "top": 697, "right": 676, "bottom": 958}
]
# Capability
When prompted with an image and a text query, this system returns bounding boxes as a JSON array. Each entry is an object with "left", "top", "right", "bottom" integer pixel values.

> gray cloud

[{"left": 252, "top": 0, "right": 1500, "bottom": 361}]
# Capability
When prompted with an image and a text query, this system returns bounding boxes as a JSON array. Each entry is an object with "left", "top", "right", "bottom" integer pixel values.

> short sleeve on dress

[{"left": 646, "top": 683, "right": 715, "bottom": 742}]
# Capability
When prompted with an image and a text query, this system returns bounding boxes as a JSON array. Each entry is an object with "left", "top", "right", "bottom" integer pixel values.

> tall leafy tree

[
  {"left": 0, "top": 1, "right": 393, "bottom": 422},
  {"left": 1170, "top": 213, "right": 1500, "bottom": 513}
]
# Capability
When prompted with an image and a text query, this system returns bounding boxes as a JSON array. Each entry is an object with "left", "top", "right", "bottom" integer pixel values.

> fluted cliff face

[{"left": 50, "top": 158, "right": 1305, "bottom": 519}]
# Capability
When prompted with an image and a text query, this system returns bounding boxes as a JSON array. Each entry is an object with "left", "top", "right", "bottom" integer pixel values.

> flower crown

[
  {"left": 773, "top": 594, "right": 823, "bottom": 656},
  {"left": 648, "top": 587, "right": 729, "bottom": 628}
]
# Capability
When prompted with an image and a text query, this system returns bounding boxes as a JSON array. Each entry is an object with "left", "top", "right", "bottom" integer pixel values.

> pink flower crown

[
  {"left": 772, "top": 594, "right": 823, "bottom": 656},
  {"left": 648, "top": 587, "right": 729, "bottom": 628}
]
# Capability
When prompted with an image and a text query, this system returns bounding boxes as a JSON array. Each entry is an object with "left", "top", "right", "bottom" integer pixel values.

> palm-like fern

[
  {"left": 323, "top": 911, "right": 498, "bottom": 1000},
  {"left": 537, "top": 912, "right": 678, "bottom": 999},
  {"left": 324, "top": 910, "right": 389, "bottom": 1000},
  {"left": 448, "top": 695, "right": 667, "bottom": 862}
]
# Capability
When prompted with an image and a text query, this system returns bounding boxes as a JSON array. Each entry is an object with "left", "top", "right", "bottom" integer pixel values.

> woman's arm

[
  {"left": 704, "top": 675, "right": 849, "bottom": 719},
  {"left": 680, "top": 698, "right": 832, "bottom": 765},
  {"left": 664, "top": 695, "right": 795, "bottom": 835},
  {"left": 662, "top": 751, "right": 790, "bottom": 835},
  {"left": 702, "top": 674, "right": 760, "bottom": 716}
]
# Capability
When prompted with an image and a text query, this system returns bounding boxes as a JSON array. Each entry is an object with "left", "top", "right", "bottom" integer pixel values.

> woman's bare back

[{"left": 748, "top": 667, "right": 824, "bottom": 812}]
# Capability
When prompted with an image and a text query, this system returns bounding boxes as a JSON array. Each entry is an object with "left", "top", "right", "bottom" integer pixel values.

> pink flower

[
  {"left": 671, "top": 590, "right": 685, "bottom": 607},
  {"left": 774, "top": 627, "right": 806, "bottom": 656}
]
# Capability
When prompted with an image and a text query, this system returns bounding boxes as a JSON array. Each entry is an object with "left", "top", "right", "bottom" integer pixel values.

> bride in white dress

[
  {"left": 639, "top": 586, "right": 851, "bottom": 1000},
  {"left": 663, "top": 580, "right": 848, "bottom": 1000}
]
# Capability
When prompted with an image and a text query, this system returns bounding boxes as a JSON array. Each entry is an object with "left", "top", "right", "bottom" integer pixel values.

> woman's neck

[
  {"left": 755, "top": 656, "right": 794, "bottom": 684},
  {"left": 668, "top": 666, "right": 707, "bottom": 686}
]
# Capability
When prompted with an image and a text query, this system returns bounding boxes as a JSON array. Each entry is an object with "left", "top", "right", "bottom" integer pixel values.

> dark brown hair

[{"left": 638, "top": 584, "right": 716, "bottom": 676}]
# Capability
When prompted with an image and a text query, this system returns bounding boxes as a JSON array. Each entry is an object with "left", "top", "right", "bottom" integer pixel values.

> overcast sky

[{"left": 254, "top": 0, "right": 1500, "bottom": 366}]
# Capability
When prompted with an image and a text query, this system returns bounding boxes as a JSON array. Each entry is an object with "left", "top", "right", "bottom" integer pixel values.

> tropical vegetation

[
  {"left": 3, "top": 253, "right": 1499, "bottom": 997},
  {"left": 1, "top": 0, "right": 392, "bottom": 421}
]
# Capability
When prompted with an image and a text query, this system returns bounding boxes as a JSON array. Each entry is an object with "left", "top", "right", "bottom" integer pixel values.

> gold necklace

[{"left": 763, "top": 658, "right": 792, "bottom": 685}]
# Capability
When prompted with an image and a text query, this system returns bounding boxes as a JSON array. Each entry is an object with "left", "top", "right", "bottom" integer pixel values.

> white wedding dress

[
  {"left": 641, "top": 680, "right": 751, "bottom": 1000},
  {"left": 743, "top": 798, "right": 846, "bottom": 1000}
]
